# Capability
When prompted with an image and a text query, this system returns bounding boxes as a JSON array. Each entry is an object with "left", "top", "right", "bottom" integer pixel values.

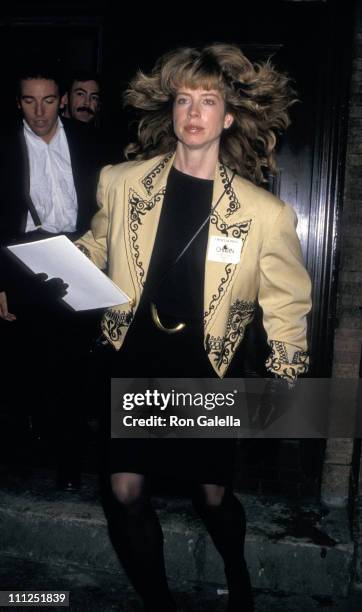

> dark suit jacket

[{"left": 0, "top": 117, "right": 104, "bottom": 246}]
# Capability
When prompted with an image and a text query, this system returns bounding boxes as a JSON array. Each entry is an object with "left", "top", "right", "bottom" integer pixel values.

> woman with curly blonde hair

[
  {"left": 125, "top": 43, "right": 294, "bottom": 184},
  {"left": 77, "top": 43, "right": 311, "bottom": 612}
]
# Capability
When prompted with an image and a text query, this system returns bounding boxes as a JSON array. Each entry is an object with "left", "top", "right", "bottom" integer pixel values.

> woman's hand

[{"left": 0, "top": 291, "right": 16, "bottom": 321}]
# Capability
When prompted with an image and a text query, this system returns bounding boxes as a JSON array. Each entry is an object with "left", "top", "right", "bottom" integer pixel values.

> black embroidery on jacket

[
  {"left": 265, "top": 340, "right": 309, "bottom": 382},
  {"left": 204, "top": 264, "right": 234, "bottom": 324},
  {"left": 219, "top": 164, "right": 240, "bottom": 217},
  {"left": 204, "top": 218, "right": 251, "bottom": 325},
  {"left": 101, "top": 308, "right": 134, "bottom": 343},
  {"left": 141, "top": 154, "right": 173, "bottom": 195},
  {"left": 206, "top": 299, "right": 255, "bottom": 369},
  {"left": 210, "top": 212, "right": 252, "bottom": 240},
  {"left": 128, "top": 187, "right": 166, "bottom": 288}
]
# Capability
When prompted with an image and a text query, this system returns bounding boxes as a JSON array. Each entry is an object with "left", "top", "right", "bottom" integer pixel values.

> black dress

[{"left": 108, "top": 167, "right": 236, "bottom": 484}]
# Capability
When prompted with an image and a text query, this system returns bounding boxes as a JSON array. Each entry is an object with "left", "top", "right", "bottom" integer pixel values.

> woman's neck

[{"left": 174, "top": 144, "right": 218, "bottom": 179}]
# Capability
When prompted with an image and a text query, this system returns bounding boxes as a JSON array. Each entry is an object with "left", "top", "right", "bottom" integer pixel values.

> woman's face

[{"left": 173, "top": 87, "right": 233, "bottom": 152}]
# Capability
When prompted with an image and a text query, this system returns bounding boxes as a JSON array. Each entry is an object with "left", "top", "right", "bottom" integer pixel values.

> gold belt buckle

[{"left": 150, "top": 302, "right": 186, "bottom": 334}]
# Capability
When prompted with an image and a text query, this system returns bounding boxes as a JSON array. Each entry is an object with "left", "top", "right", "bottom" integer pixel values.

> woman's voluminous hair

[{"left": 124, "top": 43, "right": 297, "bottom": 185}]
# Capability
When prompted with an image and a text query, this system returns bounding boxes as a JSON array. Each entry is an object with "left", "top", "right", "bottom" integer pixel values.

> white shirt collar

[{"left": 23, "top": 116, "right": 63, "bottom": 143}]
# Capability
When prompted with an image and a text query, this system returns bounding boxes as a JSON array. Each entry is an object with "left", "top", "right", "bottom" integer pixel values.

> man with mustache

[
  {"left": 0, "top": 64, "right": 102, "bottom": 245},
  {"left": 63, "top": 70, "right": 101, "bottom": 125}
]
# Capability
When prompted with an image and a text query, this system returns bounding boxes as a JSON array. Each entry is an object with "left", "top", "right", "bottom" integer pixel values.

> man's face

[
  {"left": 17, "top": 78, "right": 63, "bottom": 143},
  {"left": 65, "top": 80, "right": 100, "bottom": 123}
]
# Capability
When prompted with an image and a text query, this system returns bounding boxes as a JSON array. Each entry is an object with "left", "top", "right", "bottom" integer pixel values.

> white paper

[{"left": 7, "top": 235, "right": 130, "bottom": 311}]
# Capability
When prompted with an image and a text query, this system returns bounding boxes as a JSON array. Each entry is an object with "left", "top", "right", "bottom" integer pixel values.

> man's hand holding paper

[{"left": 6, "top": 235, "right": 129, "bottom": 311}]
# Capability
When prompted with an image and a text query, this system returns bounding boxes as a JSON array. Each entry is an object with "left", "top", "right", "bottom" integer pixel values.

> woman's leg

[
  {"left": 108, "top": 471, "right": 177, "bottom": 612},
  {"left": 192, "top": 483, "right": 254, "bottom": 612}
]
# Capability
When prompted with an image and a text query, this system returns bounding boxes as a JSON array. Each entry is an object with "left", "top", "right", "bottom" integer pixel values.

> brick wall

[
  {"left": 333, "top": 2, "right": 362, "bottom": 375},
  {"left": 330, "top": 0, "right": 362, "bottom": 586}
]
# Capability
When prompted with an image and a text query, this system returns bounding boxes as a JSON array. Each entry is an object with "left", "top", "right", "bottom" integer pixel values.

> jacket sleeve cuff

[{"left": 265, "top": 340, "right": 309, "bottom": 382}]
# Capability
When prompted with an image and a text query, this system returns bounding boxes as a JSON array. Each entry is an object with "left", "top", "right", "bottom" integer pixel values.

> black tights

[{"left": 108, "top": 472, "right": 254, "bottom": 612}]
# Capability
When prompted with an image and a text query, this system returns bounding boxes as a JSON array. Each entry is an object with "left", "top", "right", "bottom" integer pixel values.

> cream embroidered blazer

[{"left": 76, "top": 153, "right": 312, "bottom": 381}]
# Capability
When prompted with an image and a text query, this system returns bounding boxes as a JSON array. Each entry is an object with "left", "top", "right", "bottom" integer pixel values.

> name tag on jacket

[{"left": 207, "top": 236, "right": 243, "bottom": 264}]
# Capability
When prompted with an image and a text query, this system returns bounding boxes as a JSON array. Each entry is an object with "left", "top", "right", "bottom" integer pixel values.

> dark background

[
  {"left": 0, "top": 0, "right": 353, "bottom": 379},
  {"left": 0, "top": 0, "right": 355, "bottom": 498}
]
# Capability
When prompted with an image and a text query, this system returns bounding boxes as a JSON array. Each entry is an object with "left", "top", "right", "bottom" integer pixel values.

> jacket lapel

[
  {"left": 17, "top": 127, "right": 41, "bottom": 231},
  {"left": 204, "top": 164, "right": 252, "bottom": 334},
  {"left": 125, "top": 153, "right": 175, "bottom": 296},
  {"left": 102, "top": 154, "right": 175, "bottom": 349}
]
